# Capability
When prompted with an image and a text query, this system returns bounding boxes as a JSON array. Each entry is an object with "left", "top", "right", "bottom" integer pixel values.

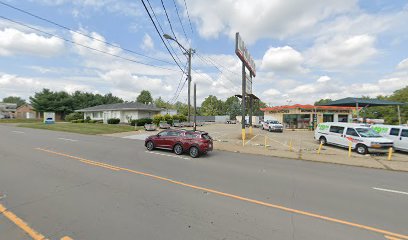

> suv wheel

[
  {"left": 319, "top": 137, "right": 327, "bottom": 145},
  {"left": 189, "top": 146, "right": 199, "bottom": 158},
  {"left": 356, "top": 144, "right": 368, "bottom": 155},
  {"left": 174, "top": 144, "right": 183, "bottom": 155},
  {"left": 146, "top": 141, "right": 154, "bottom": 151}
]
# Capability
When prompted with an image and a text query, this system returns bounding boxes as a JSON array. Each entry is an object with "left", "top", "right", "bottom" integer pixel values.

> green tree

[
  {"left": 30, "top": 89, "right": 74, "bottom": 119},
  {"left": 2, "top": 96, "right": 26, "bottom": 107},
  {"left": 314, "top": 98, "right": 332, "bottom": 105},
  {"left": 136, "top": 90, "right": 153, "bottom": 104},
  {"left": 103, "top": 93, "right": 123, "bottom": 104},
  {"left": 201, "top": 95, "right": 224, "bottom": 116}
]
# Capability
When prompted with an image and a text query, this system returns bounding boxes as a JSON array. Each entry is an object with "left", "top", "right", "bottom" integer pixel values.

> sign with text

[{"left": 235, "top": 32, "right": 256, "bottom": 77}]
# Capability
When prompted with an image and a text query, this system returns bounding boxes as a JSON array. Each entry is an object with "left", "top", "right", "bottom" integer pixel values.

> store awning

[{"left": 315, "top": 97, "right": 405, "bottom": 107}]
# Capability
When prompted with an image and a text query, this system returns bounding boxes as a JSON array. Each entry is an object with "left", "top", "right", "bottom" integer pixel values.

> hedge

[
  {"left": 107, "top": 118, "right": 120, "bottom": 124},
  {"left": 130, "top": 118, "right": 153, "bottom": 126},
  {"left": 65, "top": 112, "right": 84, "bottom": 122}
]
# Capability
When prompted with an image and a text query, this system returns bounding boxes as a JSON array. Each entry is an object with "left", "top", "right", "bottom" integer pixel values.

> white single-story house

[{"left": 76, "top": 102, "right": 163, "bottom": 123}]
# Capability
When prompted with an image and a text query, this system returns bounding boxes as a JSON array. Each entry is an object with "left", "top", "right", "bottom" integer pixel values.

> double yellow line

[
  {"left": 34, "top": 147, "right": 408, "bottom": 240},
  {"left": 0, "top": 203, "right": 72, "bottom": 240}
]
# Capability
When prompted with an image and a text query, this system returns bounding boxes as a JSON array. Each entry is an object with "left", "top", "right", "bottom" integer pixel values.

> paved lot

[
  {"left": 117, "top": 123, "right": 408, "bottom": 171},
  {"left": 1, "top": 124, "right": 408, "bottom": 240}
]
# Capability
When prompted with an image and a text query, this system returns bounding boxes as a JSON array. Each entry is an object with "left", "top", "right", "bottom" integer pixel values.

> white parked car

[
  {"left": 371, "top": 125, "right": 408, "bottom": 152},
  {"left": 314, "top": 122, "right": 393, "bottom": 155},
  {"left": 262, "top": 120, "right": 283, "bottom": 132}
]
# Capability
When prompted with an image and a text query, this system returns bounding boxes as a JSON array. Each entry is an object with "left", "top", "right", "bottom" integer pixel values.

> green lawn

[
  {"left": 0, "top": 118, "right": 42, "bottom": 124},
  {"left": 17, "top": 122, "right": 140, "bottom": 135}
]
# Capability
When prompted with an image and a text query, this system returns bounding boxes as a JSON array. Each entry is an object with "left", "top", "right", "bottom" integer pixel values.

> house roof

[
  {"left": 315, "top": 97, "right": 406, "bottom": 107},
  {"left": 261, "top": 104, "right": 355, "bottom": 112},
  {"left": 75, "top": 102, "right": 162, "bottom": 112}
]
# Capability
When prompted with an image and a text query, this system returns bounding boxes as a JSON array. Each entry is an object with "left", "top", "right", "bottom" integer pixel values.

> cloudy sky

[{"left": 0, "top": 0, "right": 407, "bottom": 106}]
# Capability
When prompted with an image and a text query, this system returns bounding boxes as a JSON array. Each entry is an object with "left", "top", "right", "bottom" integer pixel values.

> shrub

[
  {"left": 153, "top": 114, "right": 165, "bottom": 125},
  {"left": 65, "top": 112, "right": 84, "bottom": 122},
  {"left": 130, "top": 118, "right": 153, "bottom": 126},
  {"left": 85, "top": 116, "right": 91, "bottom": 123},
  {"left": 137, "top": 118, "right": 153, "bottom": 126},
  {"left": 107, "top": 118, "right": 120, "bottom": 124},
  {"left": 89, "top": 120, "right": 98, "bottom": 123}
]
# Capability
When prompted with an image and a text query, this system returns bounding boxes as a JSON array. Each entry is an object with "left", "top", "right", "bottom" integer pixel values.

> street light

[{"left": 163, "top": 33, "right": 194, "bottom": 122}]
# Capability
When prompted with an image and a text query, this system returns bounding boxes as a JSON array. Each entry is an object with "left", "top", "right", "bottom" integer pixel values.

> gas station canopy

[{"left": 315, "top": 97, "right": 405, "bottom": 107}]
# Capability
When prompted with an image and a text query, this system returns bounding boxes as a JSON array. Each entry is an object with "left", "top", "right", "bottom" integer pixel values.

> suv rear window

[{"left": 201, "top": 134, "right": 211, "bottom": 140}]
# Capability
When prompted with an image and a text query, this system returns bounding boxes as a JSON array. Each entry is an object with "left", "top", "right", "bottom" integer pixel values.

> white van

[
  {"left": 314, "top": 122, "right": 393, "bottom": 155},
  {"left": 371, "top": 125, "right": 408, "bottom": 152}
]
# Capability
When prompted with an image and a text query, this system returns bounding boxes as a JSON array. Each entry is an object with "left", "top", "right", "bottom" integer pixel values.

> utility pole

[
  {"left": 188, "top": 48, "right": 192, "bottom": 122},
  {"left": 193, "top": 83, "right": 197, "bottom": 131},
  {"left": 241, "top": 62, "right": 246, "bottom": 143}
]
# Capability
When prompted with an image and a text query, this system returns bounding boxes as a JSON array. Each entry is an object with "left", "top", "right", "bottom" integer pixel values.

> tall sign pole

[
  {"left": 241, "top": 62, "right": 246, "bottom": 143},
  {"left": 235, "top": 32, "right": 256, "bottom": 143}
]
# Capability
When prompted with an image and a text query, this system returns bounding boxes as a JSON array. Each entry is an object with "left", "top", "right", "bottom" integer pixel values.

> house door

[{"left": 103, "top": 112, "right": 109, "bottom": 124}]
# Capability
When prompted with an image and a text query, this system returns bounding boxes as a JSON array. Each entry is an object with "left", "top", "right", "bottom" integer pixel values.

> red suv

[{"left": 145, "top": 129, "right": 213, "bottom": 158}]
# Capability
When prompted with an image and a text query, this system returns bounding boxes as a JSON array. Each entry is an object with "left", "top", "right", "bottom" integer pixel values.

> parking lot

[{"left": 117, "top": 123, "right": 408, "bottom": 171}]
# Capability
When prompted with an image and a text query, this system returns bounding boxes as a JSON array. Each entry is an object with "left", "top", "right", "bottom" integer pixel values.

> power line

[
  {"left": 0, "top": 15, "right": 180, "bottom": 72},
  {"left": 160, "top": 0, "right": 182, "bottom": 53},
  {"left": 194, "top": 54, "right": 240, "bottom": 91},
  {"left": 182, "top": 0, "right": 194, "bottom": 34},
  {"left": 145, "top": 0, "right": 185, "bottom": 64},
  {"left": 0, "top": 1, "right": 175, "bottom": 66},
  {"left": 196, "top": 51, "right": 241, "bottom": 77},
  {"left": 172, "top": 0, "right": 189, "bottom": 47},
  {"left": 141, "top": 0, "right": 183, "bottom": 71},
  {"left": 169, "top": 62, "right": 188, "bottom": 103}
]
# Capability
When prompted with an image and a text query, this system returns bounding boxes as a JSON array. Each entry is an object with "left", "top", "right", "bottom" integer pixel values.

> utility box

[{"left": 43, "top": 112, "right": 55, "bottom": 124}]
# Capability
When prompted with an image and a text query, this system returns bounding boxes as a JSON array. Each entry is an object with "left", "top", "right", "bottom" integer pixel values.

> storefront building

[{"left": 261, "top": 104, "right": 354, "bottom": 129}]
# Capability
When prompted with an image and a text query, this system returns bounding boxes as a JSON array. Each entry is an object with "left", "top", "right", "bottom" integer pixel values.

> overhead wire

[
  {"left": 145, "top": 0, "right": 186, "bottom": 64},
  {"left": 0, "top": 15, "right": 181, "bottom": 72},
  {"left": 182, "top": 0, "right": 194, "bottom": 34},
  {"left": 160, "top": 0, "right": 185, "bottom": 54},
  {"left": 0, "top": 1, "right": 175, "bottom": 66},
  {"left": 172, "top": 0, "right": 189, "bottom": 47},
  {"left": 141, "top": 0, "right": 185, "bottom": 72}
]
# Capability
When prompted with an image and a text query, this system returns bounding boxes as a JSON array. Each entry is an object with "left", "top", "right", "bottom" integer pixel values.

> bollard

[
  {"left": 317, "top": 142, "right": 323, "bottom": 154},
  {"left": 264, "top": 135, "right": 267, "bottom": 149},
  {"left": 388, "top": 147, "right": 393, "bottom": 161},
  {"left": 289, "top": 139, "right": 293, "bottom": 152},
  {"left": 348, "top": 141, "right": 352, "bottom": 158},
  {"left": 249, "top": 126, "right": 253, "bottom": 135},
  {"left": 242, "top": 129, "right": 246, "bottom": 147}
]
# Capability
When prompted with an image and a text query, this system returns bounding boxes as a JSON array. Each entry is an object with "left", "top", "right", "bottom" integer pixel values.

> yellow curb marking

[{"left": 35, "top": 147, "right": 408, "bottom": 240}]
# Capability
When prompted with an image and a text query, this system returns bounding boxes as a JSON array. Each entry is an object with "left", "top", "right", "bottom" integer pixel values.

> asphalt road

[{"left": 0, "top": 124, "right": 407, "bottom": 240}]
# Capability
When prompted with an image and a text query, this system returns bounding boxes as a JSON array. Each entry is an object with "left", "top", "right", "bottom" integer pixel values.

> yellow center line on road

[
  {"left": 0, "top": 203, "right": 47, "bottom": 240},
  {"left": 0, "top": 203, "right": 74, "bottom": 240},
  {"left": 35, "top": 147, "right": 408, "bottom": 240}
]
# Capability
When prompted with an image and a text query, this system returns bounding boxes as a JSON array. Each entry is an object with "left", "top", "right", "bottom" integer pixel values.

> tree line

[{"left": 2, "top": 88, "right": 266, "bottom": 120}]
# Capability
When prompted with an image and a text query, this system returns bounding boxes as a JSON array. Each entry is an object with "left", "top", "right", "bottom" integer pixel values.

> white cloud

[
  {"left": 397, "top": 58, "right": 408, "bottom": 70},
  {"left": 185, "top": 0, "right": 357, "bottom": 43},
  {"left": 141, "top": 33, "right": 154, "bottom": 50},
  {"left": 0, "top": 28, "right": 64, "bottom": 57},
  {"left": 306, "top": 34, "right": 377, "bottom": 69},
  {"left": 0, "top": 73, "right": 95, "bottom": 100},
  {"left": 317, "top": 76, "right": 331, "bottom": 82},
  {"left": 261, "top": 46, "right": 306, "bottom": 73}
]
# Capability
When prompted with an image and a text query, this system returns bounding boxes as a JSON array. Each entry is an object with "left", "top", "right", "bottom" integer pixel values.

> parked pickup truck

[
  {"left": 262, "top": 120, "right": 284, "bottom": 132},
  {"left": 159, "top": 121, "right": 171, "bottom": 129}
]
